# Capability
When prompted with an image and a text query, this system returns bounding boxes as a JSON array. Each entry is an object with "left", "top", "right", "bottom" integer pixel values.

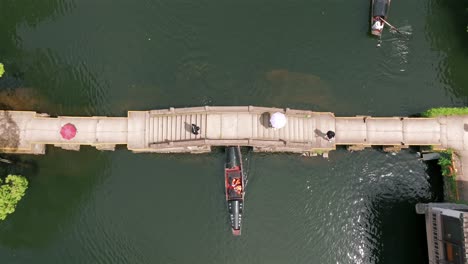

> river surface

[{"left": 0, "top": 0, "right": 467, "bottom": 263}]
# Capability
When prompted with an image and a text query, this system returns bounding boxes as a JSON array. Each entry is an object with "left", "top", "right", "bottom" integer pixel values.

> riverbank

[{"left": 421, "top": 107, "right": 468, "bottom": 203}]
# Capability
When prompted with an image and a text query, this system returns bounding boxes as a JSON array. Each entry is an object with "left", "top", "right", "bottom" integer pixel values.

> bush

[
  {"left": 0, "top": 63, "right": 4, "bottom": 77},
  {"left": 0, "top": 175, "right": 28, "bottom": 220},
  {"left": 438, "top": 151, "right": 453, "bottom": 176},
  {"left": 436, "top": 150, "right": 460, "bottom": 201},
  {"left": 422, "top": 107, "right": 468, "bottom": 117}
]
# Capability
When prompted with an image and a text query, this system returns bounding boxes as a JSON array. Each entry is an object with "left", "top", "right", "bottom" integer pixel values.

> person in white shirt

[{"left": 372, "top": 18, "right": 384, "bottom": 31}]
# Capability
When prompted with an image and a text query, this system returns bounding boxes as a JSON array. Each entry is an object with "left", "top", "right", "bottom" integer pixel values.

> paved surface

[
  {"left": 335, "top": 117, "right": 441, "bottom": 146},
  {"left": 0, "top": 107, "right": 463, "bottom": 153},
  {"left": 0, "top": 110, "right": 127, "bottom": 153},
  {"left": 129, "top": 106, "right": 336, "bottom": 153},
  {"left": 2, "top": 106, "right": 468, "bottom": 192}
]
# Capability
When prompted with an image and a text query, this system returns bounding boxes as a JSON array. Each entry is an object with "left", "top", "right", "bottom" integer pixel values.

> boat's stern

[{"left": 371, "top": 29, "right": 383, "bottom": 36}]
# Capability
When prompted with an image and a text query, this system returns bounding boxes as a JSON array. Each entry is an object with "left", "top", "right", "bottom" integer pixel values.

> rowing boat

[
  {"left": 370, "top": 0, "right": 391, "bottom": 37},
  {"left": 224, "top": 146, "right": 245, "bottom": 236}
]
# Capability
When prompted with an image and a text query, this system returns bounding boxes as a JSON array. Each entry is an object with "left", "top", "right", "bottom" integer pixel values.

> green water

[{"left": 0, "top": 0, "right": 467, "bottom": 263}]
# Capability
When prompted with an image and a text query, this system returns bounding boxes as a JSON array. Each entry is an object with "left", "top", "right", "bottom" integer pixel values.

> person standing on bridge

[{"left": 326, "top": 130, "right": 335, "bottom": 142}]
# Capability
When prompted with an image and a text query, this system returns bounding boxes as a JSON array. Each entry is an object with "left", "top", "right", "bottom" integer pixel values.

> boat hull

[
  {"left": 228, "top": 199, "right": 243, "bottom": 235},
  {"left": 371, "top": 29, "right": 383, "bottom": 37},
  {"left": 224, "top": 146, "right": 245, "bottom": 236}
]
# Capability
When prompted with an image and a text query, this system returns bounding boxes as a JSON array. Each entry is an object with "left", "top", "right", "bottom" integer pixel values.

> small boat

[
  {"left": 370, "top": 0, "right": 391, "bottom": 37},
  {"left": 224, "top": 146, "right": 245, "bottom": 236}
]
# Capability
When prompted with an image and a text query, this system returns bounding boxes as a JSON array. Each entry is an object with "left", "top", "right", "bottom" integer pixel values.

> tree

[{"left": 0, "top": 175, "right": 28, "bottom": 220}]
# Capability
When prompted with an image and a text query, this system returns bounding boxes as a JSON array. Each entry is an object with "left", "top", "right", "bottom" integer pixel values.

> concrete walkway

[
  {"left": 1, "top": 106, "right": 468, "bottom": 197},
  {"left": 0, "top": 106, "right": 462, "bottom": 153}
]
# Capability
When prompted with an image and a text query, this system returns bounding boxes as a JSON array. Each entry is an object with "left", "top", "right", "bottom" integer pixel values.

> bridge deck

[
  {"left": 3, "top": 106, "right": 468, "bottom": 200},
  {"left": 128, "top": 106, "right": 335, "bottom": 153},
  {"left": 335, "top": 117, "right": 442, "bottom": 146},
  {"left": 0, "top": 106, "right": 466, "bottom": 157}
]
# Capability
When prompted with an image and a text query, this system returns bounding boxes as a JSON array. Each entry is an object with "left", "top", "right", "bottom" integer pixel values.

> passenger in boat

[
  {"left": 372, "top": 17, "right": 384, "bottom": 31},
  {"left": 232, "top": 178, "right": 241, "bottom": 187},
  {"left": 234, "top": 185, "right": 242, "bottom": 194},
  {"left": 229, "top": 178, "right": 242, "bottom": 194},
  {"left": 191, "top": 124, "right": 200, "bottom": 135}
]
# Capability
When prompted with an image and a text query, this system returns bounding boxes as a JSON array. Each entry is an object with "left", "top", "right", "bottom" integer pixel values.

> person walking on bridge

[
  {"left": 326, "top": 130, "right": 335, "bottom": 142},
  {"left": 191, "top": 124, "right": 200, "bottom": 135}
]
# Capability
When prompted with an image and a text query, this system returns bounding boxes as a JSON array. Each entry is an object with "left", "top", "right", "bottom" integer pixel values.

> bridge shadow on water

[
  {"left": 328, "top": 146, "right": 442, "bottom": 264},
  {"left": 368, "top": 147, "right": 443, "bottom": 264},
  {"left": 371, "top": 199, "right": 430, "bottom": 264}
]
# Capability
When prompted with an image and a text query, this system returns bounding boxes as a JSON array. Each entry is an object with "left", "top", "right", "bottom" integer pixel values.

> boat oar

[{"left": 379, "top": 18, "right": 404, "bottom": 35}]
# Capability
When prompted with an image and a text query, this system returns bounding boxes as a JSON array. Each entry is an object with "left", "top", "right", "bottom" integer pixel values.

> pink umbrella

[{"left": 60, "top": 123, "right": 77, "bottom": 140}]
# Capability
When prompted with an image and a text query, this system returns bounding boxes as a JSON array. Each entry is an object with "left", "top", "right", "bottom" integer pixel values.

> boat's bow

[{"left": 228, "top": 199, "right": 243, "bottom": 236}]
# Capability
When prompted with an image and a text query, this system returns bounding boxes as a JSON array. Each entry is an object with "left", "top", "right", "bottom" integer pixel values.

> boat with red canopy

[{"left": 224, "top": 146, "right": 245, "bottom": 236}]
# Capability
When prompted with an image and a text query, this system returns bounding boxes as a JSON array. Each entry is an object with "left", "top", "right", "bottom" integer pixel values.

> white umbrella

[{"left": 270, "top": 112, "right": 287, "bottom": 129}]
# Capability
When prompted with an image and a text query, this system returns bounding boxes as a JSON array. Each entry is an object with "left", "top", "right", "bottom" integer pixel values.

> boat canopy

[
  {"left": 227, "top": 170, "right": 242, "bottom": 199},
  {"left": 373, "top": 0, "right": 389, "bottom": 17}
]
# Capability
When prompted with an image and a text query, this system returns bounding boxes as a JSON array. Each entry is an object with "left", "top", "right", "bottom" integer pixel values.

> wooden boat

[
  {"left": 224, "top": 146, "right": 245, "bottom": 236},
  {"left": 370, "top": 0, "right": 391, "bottom": 37}
]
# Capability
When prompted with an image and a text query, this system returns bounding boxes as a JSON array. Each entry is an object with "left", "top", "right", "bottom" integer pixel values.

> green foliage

[
  {"left": 421, "top": 107, "right": 468, "bottom": 117},
  {"left": 0, "top": 63, "right": 4, "bottom": 77},
  {"left": 0, "top": 175, "right": 28, "bottom": 220},
  {"left": 438, "top": 151, "right": 453, "bottom": 176},
  {"left": 436, "top": 150, "right": 459, "bottom": 201}
]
